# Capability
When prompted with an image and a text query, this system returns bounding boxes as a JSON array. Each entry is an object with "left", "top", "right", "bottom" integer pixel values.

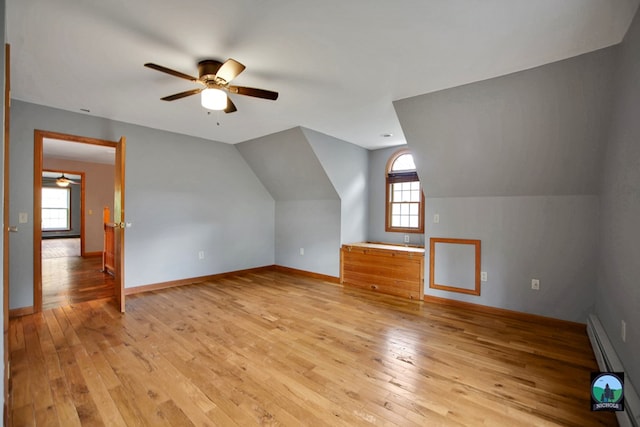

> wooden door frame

[
  {"left": 3, "top": 43, "right": 11, "bottom": 426},
  {"left": 33, "top": 130, "right": 122, "bottom": 313},
  {"left": 114, "top": 136, "right": 126, "bottom": 313}
]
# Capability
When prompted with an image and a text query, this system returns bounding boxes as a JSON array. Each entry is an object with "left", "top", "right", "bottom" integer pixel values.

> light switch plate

[{"left": 19, "top": 212, "right": 28, "bottom": 224}]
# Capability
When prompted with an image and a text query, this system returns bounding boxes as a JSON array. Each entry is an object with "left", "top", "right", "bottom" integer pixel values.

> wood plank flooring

[
  {"left": 9, "top": 270, "right": 616, "bottom": 426},
  {"left": 42, "top": 240, "right": 114, "bottom": 311}
]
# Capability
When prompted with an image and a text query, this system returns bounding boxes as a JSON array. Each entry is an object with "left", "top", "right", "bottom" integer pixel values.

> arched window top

[
  {"left": 390, "top": 153, "right": 416, "bottom": 172},
  {"left": 386, "top": 149, "right": 419, "bottom": 183},
  {"left": 386, "top": 148, "right": 417, "bottom": 176}
]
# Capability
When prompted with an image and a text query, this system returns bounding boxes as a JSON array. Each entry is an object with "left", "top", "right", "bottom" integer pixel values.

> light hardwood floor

[
  {"left": 8, "top": 270, "right": 616, "bottom": 426},
  {"left": 41, "top": 238, "right": 115, "bottom": 310}
]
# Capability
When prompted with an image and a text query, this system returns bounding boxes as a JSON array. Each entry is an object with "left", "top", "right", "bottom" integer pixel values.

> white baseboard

[{"left": 588, "top": 314, "right": 639, "bottom": 427}]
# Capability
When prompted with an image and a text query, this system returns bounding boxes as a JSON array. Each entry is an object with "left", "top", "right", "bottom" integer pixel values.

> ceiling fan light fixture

[
  {"left": 56, "top": 177, "right": 70, "bottom": 187},
  {"left": 201, "top": 88, "right": 227, "bottom": 110}
]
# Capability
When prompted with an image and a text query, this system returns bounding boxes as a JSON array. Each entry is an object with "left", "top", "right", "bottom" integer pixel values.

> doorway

[
  {"left": 40, "top": 168, "right": 113, "bottom": 309},
  {"left": 33, "top": 131, "right": 126, "bottom": 312}
]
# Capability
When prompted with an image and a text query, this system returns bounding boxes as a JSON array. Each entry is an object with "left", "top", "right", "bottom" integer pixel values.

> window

[
  {"left": 385, "top": 149, "right": 424, "bottom": 233},
  {"left": 42, "top": 187, "right": 71, "bottom": 230}
]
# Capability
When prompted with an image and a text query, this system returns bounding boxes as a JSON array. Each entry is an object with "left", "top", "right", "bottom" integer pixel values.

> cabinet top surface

[{"left": 342, "top": 242, "right": 425, "bottom": 254}]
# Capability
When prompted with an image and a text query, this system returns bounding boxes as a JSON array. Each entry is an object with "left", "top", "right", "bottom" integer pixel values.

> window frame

[
  {"left": 41, "top": 187, "right": 72, "bottom": 231},
  {"left": 385, "top": 148, "right": 425, "bottom": 234}
]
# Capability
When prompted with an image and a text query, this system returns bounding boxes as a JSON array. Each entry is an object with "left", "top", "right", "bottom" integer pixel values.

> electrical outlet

[
  {"left": 480, "top": 271, "right": 487, "bottom": 282},
  {"left": 300, "top": 248, "right": 304, "bottom": 256},
  {"left": 433, "top": 214, "right": 440, "bottom": 223},
  {"left": 531, "top": 279, "right": 540, "bottom": 290},
  {"left": 404, "top": 234, "right": 410, "bottom": 243},
  {"left": 621, "top": 320, "right": 626, "bottom": 343},
  {"left": 198, "top": 251, "right": 205, "bottom": 260}
]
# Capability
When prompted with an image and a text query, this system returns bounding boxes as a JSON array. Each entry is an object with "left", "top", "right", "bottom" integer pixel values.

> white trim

[{"left": 588, "top": 314, "right": 639, "bottom": 427}]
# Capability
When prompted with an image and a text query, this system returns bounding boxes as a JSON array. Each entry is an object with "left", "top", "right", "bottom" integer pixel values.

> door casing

[{"left": 33, "top": 131, "right": 125, "bottom": 312}]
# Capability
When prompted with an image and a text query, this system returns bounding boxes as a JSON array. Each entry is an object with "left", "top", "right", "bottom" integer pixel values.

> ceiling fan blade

[
  {"left": 225, "top": 97, "right": 237, "bottom": 114},
  {"left": 144, "top": 63, "right": 198, "bottom": 82},
  {"left": 228, "top": 85, "right": 278, "bottom": 100},
  {"left": 216, "top": 59, "right": 246, "bottom": 83},
  {"left": 161, "top": 88, "right": 203, "bottom": 101},
  {"left": 55, "top": 175, "right": 79, "bottom": 186}
]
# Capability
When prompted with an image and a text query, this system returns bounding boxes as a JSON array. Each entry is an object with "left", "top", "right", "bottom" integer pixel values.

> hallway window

[
  {"left": 386, "top": 149, "right": 424, "bottom": 233},
  {"left": 42, "top": 187, "right": 71, "bottom": 230}
]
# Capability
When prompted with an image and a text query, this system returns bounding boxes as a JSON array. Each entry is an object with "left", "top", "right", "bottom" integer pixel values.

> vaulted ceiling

[{"left": 7, "top": 0, "right": 639, "bottom": 149}]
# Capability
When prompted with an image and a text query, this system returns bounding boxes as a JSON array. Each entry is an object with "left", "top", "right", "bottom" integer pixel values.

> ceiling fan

[
  {"left": 144, "top": 58, "right": 278, "bottom": 113},
  {"left": 55, "top": 174, "right": 78, "bottom": 187}
]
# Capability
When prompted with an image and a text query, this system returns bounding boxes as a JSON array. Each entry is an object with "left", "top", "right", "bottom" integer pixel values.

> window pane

[
  {"left": 386, "top": 150, "right": 424, "bottom": 232},
  {"left": 42, "top": 209, "right": 68, "bottom": 230},
  {"left": 391, "top": 153, "right": 416, "bottom": 171},
  {"left": 42, "top": 187, "right": 69, "bottom": 208},
  {"left": 42, "top": 188, "right": 70, "bottom": 230}
]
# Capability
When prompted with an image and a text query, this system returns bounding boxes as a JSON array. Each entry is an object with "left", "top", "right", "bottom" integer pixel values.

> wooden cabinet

[{"left": 340, "top": 243, "right": 425, "bottom": 300}]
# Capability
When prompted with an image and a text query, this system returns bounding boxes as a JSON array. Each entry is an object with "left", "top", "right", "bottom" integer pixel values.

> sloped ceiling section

[
  {"left": 394, "top": 47, "right": 618, "bottom": 198},
  {"left": 236, "top": 127, "right": 338, "bottom": 201},
  {"left": 301, "top": 127, "right": 368, "bottom": 199}
]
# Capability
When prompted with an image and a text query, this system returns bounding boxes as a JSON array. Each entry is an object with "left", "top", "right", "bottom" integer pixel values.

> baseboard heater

[{"left": 588, "top": 314, "right": 639, "bottom": 427}]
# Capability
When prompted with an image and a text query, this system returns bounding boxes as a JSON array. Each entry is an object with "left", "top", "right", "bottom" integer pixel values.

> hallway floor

[{"left": 42, "top": 238, "right": 115, "bottom": 310}]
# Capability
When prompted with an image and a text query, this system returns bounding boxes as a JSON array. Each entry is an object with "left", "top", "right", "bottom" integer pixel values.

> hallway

[{"left": 42, "top": 238, "right": 115, "bottom": 310}]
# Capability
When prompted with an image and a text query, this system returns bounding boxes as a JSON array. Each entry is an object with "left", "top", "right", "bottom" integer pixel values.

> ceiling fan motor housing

[{"left": 198, "top": 60, "right": 223, "bottom": 85}]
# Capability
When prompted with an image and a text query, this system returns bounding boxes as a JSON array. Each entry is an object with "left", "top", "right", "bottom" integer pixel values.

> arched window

[{"left": 385, "top": 149, "right": 424, "bottom": 233}]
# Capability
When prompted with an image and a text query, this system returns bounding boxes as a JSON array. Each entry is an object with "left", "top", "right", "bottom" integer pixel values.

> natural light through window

[
  {"left": 386, "top": 149, "right": 424, "bottom": 233},
  {"left": 42, "top": 187, "right": 70, "bottom": 230},
  {"left": 391, "top": 153, "right": 416, "bottom": 171}
]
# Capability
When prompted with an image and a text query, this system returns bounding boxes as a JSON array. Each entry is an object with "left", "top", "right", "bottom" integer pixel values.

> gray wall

[
  {"left": 424, "top": 196, "right": 598, "bottom": 321},
  {"left": 9, "top": 100, "right": 275, "bottom": 308},
  {"left": 393, "top": 47, "right": 617, "bottom": 323},
  {"left": 302, "top": 128, "right": 369, "bottom": 245},
  {"left": 597, "top": 6, "right": 640, "bottom": 391},
  {"left": 275, "top": 200, "right": 340, "bottom": 276},
  {"left": 237, "top": 127, "right": 342, "bottom": 277}
]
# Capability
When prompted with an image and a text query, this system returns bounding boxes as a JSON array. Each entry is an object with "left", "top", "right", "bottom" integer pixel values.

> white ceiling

[
  {"left": 43, "top": 138, "right": 115, "bottom": 165},
  {"left": 7, "top": 0, "right": 639, "bottom": 150}
]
